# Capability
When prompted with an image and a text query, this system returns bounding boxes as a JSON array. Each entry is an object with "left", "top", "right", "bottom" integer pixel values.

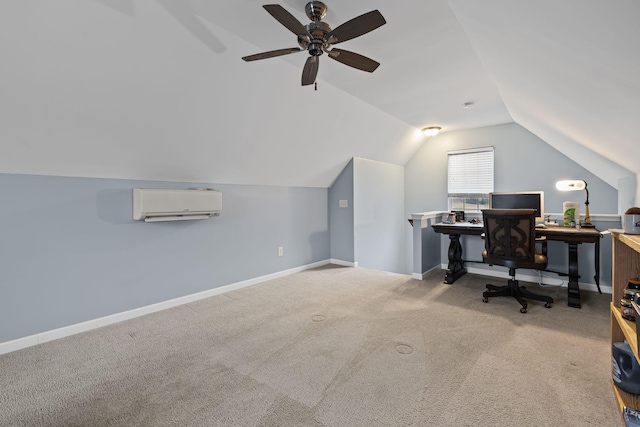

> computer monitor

[{"left": 489, "top": 191, "right": 545, "bottom": 224}]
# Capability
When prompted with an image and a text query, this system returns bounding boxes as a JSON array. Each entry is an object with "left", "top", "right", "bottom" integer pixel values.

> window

[{"left": 447, "top": 147, "right": 494, "bottom": 213}]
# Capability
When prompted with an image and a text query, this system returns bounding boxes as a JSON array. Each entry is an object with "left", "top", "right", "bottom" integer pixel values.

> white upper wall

[
  {"left": 0, "top": 1, "right": 423, "bottom": 188},
  {"left": 1, "top": 1, "right": 637, "bottom": 190}
]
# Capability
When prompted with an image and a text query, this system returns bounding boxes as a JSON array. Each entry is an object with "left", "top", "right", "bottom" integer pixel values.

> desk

[{"left": 431, "top": 222, "right": 601, "bottom": 308}]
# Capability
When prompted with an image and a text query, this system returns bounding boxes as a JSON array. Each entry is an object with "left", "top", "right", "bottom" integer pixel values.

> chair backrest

[{"left": 482, "top": 209, "right": 538, "bottom": 268}]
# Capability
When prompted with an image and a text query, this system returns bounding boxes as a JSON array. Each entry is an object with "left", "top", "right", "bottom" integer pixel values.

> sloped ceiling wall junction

[
  {"left": 1, "top": 1, "right": 637, "bottom": 190},
  {"left": 448, "top": 0, "right": 639, "bottom": 189},
  {"left": 0, "top": 1, "right": 420, "bottom": 188}
]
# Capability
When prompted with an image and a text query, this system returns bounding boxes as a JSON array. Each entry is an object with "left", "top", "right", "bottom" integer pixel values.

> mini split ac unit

[{"left": 133, "top": 188, "right": 222, "bottom": 222}]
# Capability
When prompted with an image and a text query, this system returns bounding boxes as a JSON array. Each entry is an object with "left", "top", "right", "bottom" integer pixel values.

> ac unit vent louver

[{"left": 133, "top": 188, "right": 222, "bottom": 222}]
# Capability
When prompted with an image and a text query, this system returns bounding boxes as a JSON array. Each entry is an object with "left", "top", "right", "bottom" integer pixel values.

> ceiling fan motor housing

[{"left": 299, "top": 21, "right": 332, "bottom": 55}]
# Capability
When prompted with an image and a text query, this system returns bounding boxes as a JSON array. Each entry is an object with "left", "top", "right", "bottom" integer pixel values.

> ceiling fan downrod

[{"left": 305, "top": 1, "right": 327, "bottom": 21}]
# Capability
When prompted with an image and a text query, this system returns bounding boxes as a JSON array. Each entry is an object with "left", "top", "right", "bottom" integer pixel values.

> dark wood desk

[
  {"left": 431, "top": 222, "right": 601, "bottom": 308},
  {"left": 431, "top": 223, "right": 485, "bottom": 284}
]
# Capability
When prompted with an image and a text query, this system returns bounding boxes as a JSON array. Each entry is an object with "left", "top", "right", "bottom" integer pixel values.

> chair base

[{"left": 482, "top": 278, "right": 553, "bottom": 313}]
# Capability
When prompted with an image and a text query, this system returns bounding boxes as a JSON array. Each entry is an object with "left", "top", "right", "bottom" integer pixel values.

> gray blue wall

[
  {"left": 411, "top": 215, "right": 444, "bottom": 279},
  {"left": 328, "top": 160, "right": 354, "bottom": 263},
  {"left": 0, "top": 173, "right": 329, "bottom": 343},
  {"left": 405, "top": 123, "right": 620, "bottom": 286},
  {"left": 406, "top": 123, "right": 618, "bottom": 216},
  {"left": 353, "top": 158, "right": 405, "bottom": 274},
  {"left": 2, "top": 122, "right": 625, "bottom": 344}
]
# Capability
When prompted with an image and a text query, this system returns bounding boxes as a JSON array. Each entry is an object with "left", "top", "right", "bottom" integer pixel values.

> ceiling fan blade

[
  {"left": 263, "top": 4, "right": 311, "bottom": 38},
  {"left": 327, "top": 10, "right": 386, "bottom": 44},
  {"left": 301, "top": 56, "right": 319, "bottom": 86},
  {"left": 242, "top": 47, "right": 303, "bottom": 62},
  {"left": 328, "top": 48, "right": 380, "bottom": 72}
]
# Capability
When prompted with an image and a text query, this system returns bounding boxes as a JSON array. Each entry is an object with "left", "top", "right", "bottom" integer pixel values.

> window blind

[{"left": 447, "top": 147, "right": 494, "bottom": 195}]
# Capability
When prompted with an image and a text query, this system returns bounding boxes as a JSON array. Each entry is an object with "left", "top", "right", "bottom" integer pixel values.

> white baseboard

[
  {"left": 0, "top": 259, "right": 334, "bottom": 356},
  {"left": 412, "top": 265, "right": 442, "bottom": 280},
  {"left": 441, "top": 263, "right": 612, "bottom": 294},
  {"left": 330, "top": 259, "right": 359, "bottom": 268},
  {"left": 0, "top": 335, "right": 39, "bottom": 355}
]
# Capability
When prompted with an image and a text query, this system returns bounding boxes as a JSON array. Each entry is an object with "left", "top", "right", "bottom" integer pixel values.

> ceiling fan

[{"left": 242, "top": 2, "right": 386, "bottom": 86}]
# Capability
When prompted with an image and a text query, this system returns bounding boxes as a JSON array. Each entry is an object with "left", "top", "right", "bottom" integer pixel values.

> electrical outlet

[
  {"left": 278, "top": 246, "right": 284, "bottom": 257},
  {"left": 339, "top": 199, "right": 348, "bottom": 208}
]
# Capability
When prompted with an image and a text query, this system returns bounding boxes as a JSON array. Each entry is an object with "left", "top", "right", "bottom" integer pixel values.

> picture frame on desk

[{"left": 452, "top": 210, "right": 464, "bottom": 221}]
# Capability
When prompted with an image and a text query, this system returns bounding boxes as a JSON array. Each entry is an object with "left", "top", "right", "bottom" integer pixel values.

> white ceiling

[{"left": 0, "top": 0, "right": 637, "bottom": 188}]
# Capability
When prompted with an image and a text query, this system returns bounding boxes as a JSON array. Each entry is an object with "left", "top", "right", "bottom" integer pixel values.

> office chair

[{"left": 481, "top": 209, "right": 553, "bottom": 313}]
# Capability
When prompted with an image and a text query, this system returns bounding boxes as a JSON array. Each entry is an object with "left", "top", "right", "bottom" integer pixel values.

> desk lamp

[{"left": 555, "top": 179, "right": 595, "bottom": 227}]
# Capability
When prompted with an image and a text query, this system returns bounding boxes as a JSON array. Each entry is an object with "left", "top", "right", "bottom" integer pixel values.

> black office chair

[{"left": 481, "top": 209, "right": 553, "bottom": 313}]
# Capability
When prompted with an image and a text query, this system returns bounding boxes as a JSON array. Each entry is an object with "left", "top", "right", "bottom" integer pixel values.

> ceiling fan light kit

[{"left": 242, "top": 2, "right": 386, "bottom": 86}]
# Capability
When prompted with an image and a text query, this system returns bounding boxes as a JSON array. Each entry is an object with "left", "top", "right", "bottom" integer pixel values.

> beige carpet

[{"left": 0, "top": 265, "right": 620, "bottom": 426}]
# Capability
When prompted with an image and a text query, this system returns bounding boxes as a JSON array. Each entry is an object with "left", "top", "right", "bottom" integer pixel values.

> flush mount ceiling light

[{"left": 422, "top": 126, "right": 441, "bottom": 136}]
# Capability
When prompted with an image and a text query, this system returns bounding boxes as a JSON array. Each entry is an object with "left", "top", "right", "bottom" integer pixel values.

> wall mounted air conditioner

[{"left": 133, "top": 188, "right": 222, "bottom": 222}]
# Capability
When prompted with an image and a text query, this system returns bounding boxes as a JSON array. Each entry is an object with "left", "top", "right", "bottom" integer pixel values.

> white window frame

[{"left": 447, "top": 147, "right": 494, "bottom": 213}]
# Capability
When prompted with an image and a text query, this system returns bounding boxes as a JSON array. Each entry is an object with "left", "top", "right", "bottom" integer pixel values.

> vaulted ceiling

[{"left": 1, "top": 0, "right": 637, "bottom": 188}]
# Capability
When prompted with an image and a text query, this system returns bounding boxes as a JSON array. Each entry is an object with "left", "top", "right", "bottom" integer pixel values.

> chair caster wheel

[
  {"left": 482, "top": 297, "right": 488, "bottom": 303},
  {"left": 545, "top": 303, "right": 552, "bottom": 308},
  {"left": 520, "top": 308, "right": 527, "bottom": 313}
]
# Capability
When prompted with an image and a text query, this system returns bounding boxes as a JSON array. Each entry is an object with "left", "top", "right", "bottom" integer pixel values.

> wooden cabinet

[{"left": 611, "top": 231, "right": 640, "bottom": 415}]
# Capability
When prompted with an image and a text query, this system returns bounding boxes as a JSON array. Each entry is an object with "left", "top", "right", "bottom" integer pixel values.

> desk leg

[
  {"left": 594, "top": 237, "right": 601, "bottom": 294},
  {"left": 567, "top": 242, "right": 581, "bottom": 308},
  {"left": 444, "top": 234, "right": 466, "bottom": 284}
]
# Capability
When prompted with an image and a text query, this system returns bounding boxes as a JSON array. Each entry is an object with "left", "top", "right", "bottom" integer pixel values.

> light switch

[{"left": 339, "top": 199, "right": 348, "bottom": 208}]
